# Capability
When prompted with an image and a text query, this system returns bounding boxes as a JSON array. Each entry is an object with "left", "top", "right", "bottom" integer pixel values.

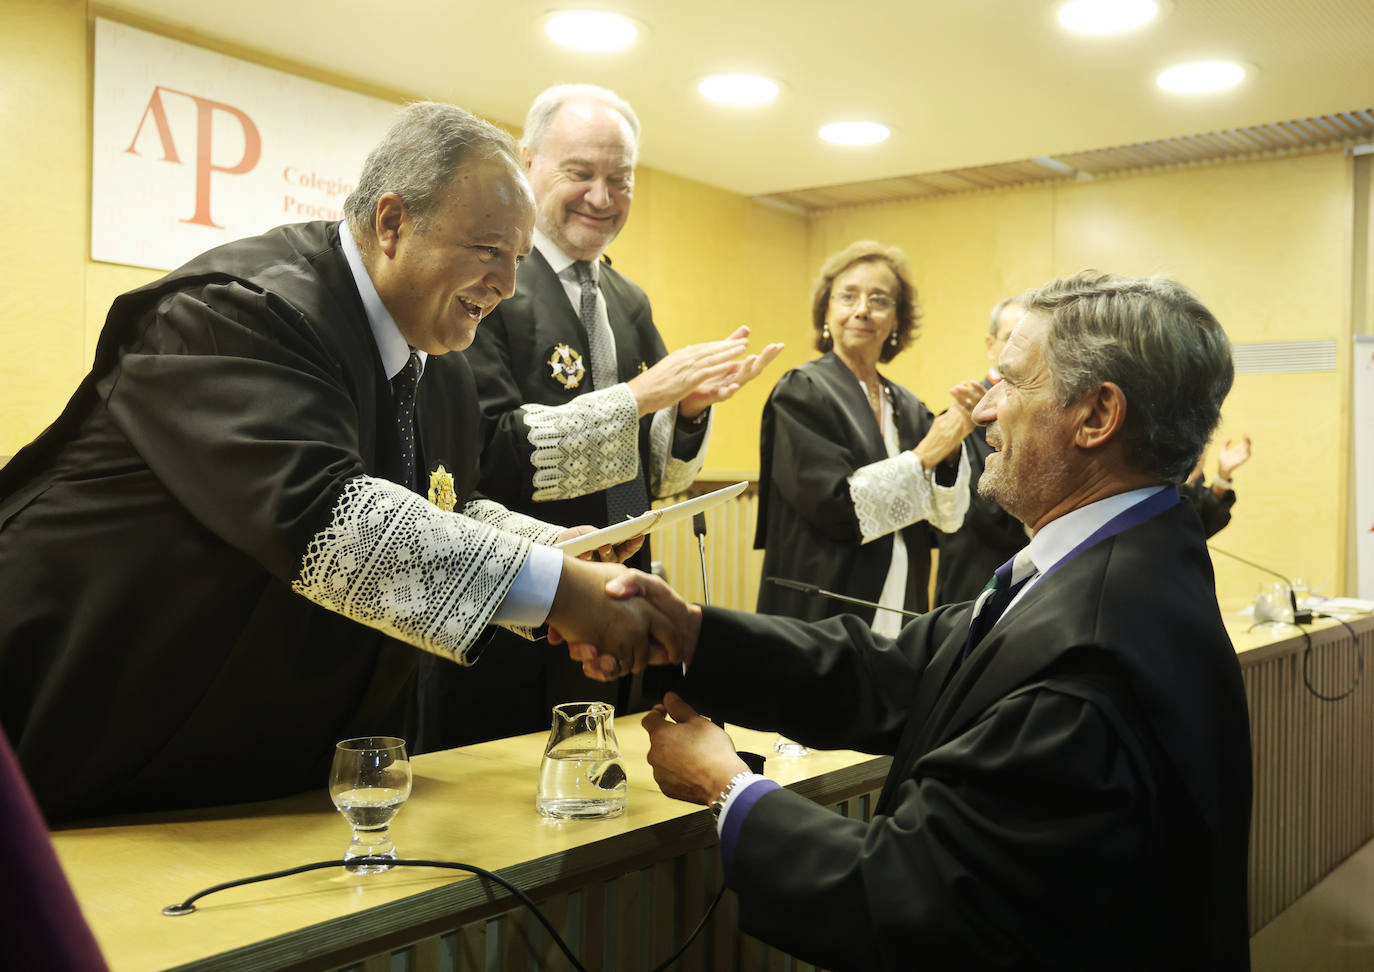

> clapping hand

[
  {"left": 1217, "top": 434, "right": 1252, "bottom": 481},
  {"left": 628, "top": 326, "right": 784, "bottom": 419}
]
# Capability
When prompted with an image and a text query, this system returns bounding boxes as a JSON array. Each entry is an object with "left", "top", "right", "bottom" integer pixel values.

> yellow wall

[
  {"left": 813, "top": 152, "right": 1355, "bottom": 604},
  {"left": 1, "top": 0, "right": 1357, "bottom": 608},
  {"left": 0, "top": 0, "right": 810, "bottom": 472}
]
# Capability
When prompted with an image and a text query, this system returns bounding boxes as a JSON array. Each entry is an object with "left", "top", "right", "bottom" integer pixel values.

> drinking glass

[
  {"left": 1290, "top": 577, "right": 1311, "bottom": 608},
  {"left": 536, "top": 702, "right": 627, "bottom": 819},
  {"left": 329, "top": 736, "right": 412, "bottom": 873}
]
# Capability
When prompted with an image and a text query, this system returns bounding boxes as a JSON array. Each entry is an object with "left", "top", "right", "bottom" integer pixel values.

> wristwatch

[{"left": 708, "top": 771, "right": 754, "bottom": 820}]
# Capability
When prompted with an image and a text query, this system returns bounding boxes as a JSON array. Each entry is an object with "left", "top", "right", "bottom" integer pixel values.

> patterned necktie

[
  {"left": 394, "top": 351, "right": 422, "bottom": 492},
  {"left": 573, "top": 260, "right": 649, "bottom": 523},
  {"left": 962, "top": 548, "right": 1037, "bottom": 660}
]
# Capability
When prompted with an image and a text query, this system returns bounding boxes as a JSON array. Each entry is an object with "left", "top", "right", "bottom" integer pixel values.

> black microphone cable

[
  {"left": 164, "top": 855, "right": 728, "bottom": 971},
  {"left": 1209, "top": 545, "right": 1365, "bottom": 701}
]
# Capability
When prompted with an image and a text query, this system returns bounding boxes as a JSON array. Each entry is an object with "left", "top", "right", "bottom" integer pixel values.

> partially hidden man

[
  {"left": 589, "top": 271, "right": 1251, "bottom": 969},
  {"left": 0, "top": 103, "right": 672, "bottom": 823},
  {"left": 416, "top": 84, "right": 781, "bottom": 749}
]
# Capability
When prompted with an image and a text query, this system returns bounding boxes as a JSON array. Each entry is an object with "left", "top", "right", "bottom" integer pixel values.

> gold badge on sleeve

[
  {"left": 547, "top": 343, "right": 586, "bottom": 390},
  {"left": 427, "top": 465, "right": 456, "bottom": 512}
]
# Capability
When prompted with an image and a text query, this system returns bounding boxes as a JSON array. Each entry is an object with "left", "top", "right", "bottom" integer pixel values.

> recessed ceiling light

[
  {"left": 698, "top": 74, "right": 779, "bottom": 108},
  {"left": 544, "top": 10, "right": 638, "bottom": 54},
  {"left": 819, "top": 121, "right": 890, "bottom": 146},
  {"left": 1156, "top": 60, "right": 1247, "bottom": 94},
  {"left": 1057, "top": 0, "right": 1158, "bottom": 35}
]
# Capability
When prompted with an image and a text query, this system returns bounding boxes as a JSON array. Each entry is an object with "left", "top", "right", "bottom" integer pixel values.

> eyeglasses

[{"left": 830, "top": 290, "right": 895, "bottom": 312}]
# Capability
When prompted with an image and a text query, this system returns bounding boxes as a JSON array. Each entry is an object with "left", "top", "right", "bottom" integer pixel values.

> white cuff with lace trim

[
  {"left": 460, "top": 498, "right": 565, "bottom": 546},
  {"left": 848, "top": 446, "right": 971, "bottom": 545},
  {"left": 648, "top": 405, "right": 710, "bottom": 498},
  {"left": 524, "top": 385, "right": 640, "bottom": 502},
  {"left": 292, "top": 475, "right": 530, "bottom": 663}
]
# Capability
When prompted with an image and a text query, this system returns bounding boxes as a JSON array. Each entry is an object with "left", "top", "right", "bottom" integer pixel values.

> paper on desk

[{"left": 554, "top": 481, "right": 749, "bottom": 557}]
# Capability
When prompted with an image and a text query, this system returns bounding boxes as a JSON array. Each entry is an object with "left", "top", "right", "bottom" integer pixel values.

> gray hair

[
  {"left": 988, "top": 296, "right": 1025, "bottom": 335},
  {"left": 1021, "top": 271, "right": 1234, "bottom": 484},
  {"left": 344, "top": 102, "right": 519, "bottom": 243},
  {"left": 521, "top": 84, "right": 641, "bottom": 162}
]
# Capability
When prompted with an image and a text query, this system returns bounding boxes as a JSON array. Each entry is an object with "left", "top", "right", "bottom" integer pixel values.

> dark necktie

[
  {"left": 962, "top": 549, "right": 1037, "bottom": 660},
  {"left": 573, "top": 261, "right": 649, "bottom": 523},
  {"left": 394, "top": 351, "right": 422, "bottom": 492}
]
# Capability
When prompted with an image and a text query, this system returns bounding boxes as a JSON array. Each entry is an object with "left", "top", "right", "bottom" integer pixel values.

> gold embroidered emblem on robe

[
  {"left": 427, "top": 464, "right": 456, "bottom": 512},
  {"left": 548, "top": 343, "right": 586, "bottom": 390}
]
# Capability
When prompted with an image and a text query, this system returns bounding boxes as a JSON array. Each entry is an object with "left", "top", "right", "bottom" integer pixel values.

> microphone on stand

[
  {"left": 1207, "top": 544, "right": 1311, "bottom": 624},
  {"left": 692, "top": 512, "right": 765, "bottom": 773},
  {"left": 765, "top": 576, "right": 923, "bottom": 619}
]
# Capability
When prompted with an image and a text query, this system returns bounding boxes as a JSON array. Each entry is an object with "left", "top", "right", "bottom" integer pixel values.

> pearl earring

[
  {"left": 823, "top": 324, "right": 831, "bottom": 342},
  {"left": 889, "top": 330, "right": 898, "bottom": 347}
]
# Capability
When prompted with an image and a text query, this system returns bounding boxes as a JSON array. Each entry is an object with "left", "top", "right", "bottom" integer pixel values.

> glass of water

[
  {"left": 536, "top": 702, "right": 627, "bottom": 820},
  {"left": 329, "top": 736, "right": 411, "bottom": 872}
]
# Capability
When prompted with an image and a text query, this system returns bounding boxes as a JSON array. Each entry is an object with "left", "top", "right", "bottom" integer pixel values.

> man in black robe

[
  {"left": 0, "top": 102, "right": 672, "bottom": 823},
  {"left": 934, "top": 297, "right": 1031, "bottom": 605},
  {"left": 582, "top": 271, "right": 1251, "bottom": 969},
  {"left": 416, "top": 84, "right": 780, "bottom": 749}
]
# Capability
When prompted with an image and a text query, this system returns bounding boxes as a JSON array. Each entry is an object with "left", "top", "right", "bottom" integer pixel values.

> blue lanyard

[{"left": 1037, "top": 486, "right": 1181, "bottom": 586}]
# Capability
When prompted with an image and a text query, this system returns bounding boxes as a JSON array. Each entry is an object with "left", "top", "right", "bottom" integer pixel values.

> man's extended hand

[
  {"left": 545, "top": 558, "right": 675, "bottom": 676},
  {"left": 555, "top": 569, "right": 702, "bottom": 680},
  {"left": 642, "top": 692, "right": 750, "bottom": 806},
  {"left": 554, "top": 525, "right": 645, "bottom": 563}
]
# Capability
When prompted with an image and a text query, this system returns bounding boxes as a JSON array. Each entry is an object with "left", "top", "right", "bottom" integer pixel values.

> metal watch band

[{"left": 709, "top": 771, "right": 755, "bottom": 820}]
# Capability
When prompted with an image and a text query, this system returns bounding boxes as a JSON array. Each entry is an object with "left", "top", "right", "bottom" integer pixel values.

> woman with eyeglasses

[{"left": 754, "top": 241, "right": 981, "bottom": 634}]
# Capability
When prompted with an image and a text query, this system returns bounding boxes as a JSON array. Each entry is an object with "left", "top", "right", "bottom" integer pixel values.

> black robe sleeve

[
  {"left": 681, "top": 607, "right": 1168, "bottom": 971},
  {"left": 107, "top": 282, "right": 369, "bottom": 580}
]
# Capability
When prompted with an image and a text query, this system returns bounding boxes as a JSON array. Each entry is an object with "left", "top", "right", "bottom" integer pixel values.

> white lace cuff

[
  {"left": 460, "top": 498, "right": 565, "bottom": 546},
  {"left": 292, "top": 475, "right": 530, "bottom": 663},
  {"left": 524, "top": 385, "right": 640, "bottom": 502},
  {"left": 648, "top": 404, "right": 710, "bottom": 498},
  {"left": 848, "top": 446, "right": 971, "bottom": 544}
]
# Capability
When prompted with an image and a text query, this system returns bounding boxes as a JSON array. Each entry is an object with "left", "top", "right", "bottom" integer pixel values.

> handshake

[{"left": 544, "top": 559, "right": 700, "bottom": 679}]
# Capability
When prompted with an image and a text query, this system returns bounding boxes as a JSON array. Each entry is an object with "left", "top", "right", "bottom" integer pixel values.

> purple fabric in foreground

[
  {"left": 0, "top": 729, "right": 109, "bottom": 971},
  {"left": 720, "top": 779, "right": 782, "bottom": 888}
]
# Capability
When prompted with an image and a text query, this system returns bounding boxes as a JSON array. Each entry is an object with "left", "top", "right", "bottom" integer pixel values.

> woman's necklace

[{"left": 864, "top": 377, "right": 883, "bottom": 418}]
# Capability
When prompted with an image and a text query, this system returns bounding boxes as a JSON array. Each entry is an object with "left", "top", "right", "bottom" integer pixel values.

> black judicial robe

[
  {"left": 755, "top": 352, "right": 940, "bottom": 623},
  {"left": 934, "top": 424, "right": 1029, "bottom": 605},
  {"left": 415, "top": 250, "right": 680, "bottom": 749},
  {"left": 0, "top": 221, "right": 487, "bottom": 822},
  {"left": 684, "top": 500, "right": 1251, "bottom": 970},
  {"left": 466, "top": 248, "right": 668, "bottom": 549}
]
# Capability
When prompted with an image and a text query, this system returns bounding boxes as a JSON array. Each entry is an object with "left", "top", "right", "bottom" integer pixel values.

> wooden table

[
  {"left": 52, "top": 609, "right": 1374, "bottom": 968},
  {"left": 52, "top": 722, "right": 890, "bottom": 971}
]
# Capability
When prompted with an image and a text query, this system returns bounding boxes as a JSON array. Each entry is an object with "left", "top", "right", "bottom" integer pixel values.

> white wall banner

[
  {"left": 1356, "top": 335, "right": 1374, "bottom": 599},
  {"left": 92, "top": 18, "right": 403, "bottom": 272}
]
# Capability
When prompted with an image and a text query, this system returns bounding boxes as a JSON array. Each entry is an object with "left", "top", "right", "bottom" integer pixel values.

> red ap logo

[{"left": 125, "top": 86, "right": 262, "bottom": 229}]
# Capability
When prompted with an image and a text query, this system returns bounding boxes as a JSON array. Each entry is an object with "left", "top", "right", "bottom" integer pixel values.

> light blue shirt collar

[
  {"left": 337, "top": 221, "right": 426, "bottom": 382},
  {"left": 1023, "top": 484, "right": 1169, "bottom": 583}
]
